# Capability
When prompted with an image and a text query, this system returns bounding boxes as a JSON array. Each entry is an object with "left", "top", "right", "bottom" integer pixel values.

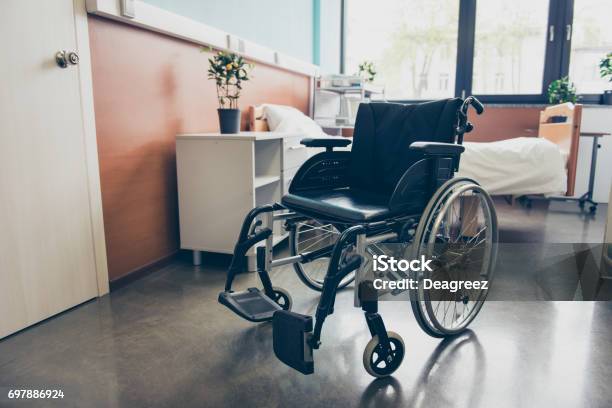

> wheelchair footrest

[
  {"left": 218, "top": 288, "right": 281, "bottom": 322},
  {"left": 273, "top": 310, "right": 314, "bottom": 375}
]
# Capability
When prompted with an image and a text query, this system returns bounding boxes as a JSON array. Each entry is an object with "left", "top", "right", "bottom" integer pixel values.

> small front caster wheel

[
  {"left": 363, "top": 331, "right": 405, "bottom": 378},
  {"left": 271, "top": 287, "right": 292, "bottom": 311},
  {"left": 589, "top": 205, "right": 597, "bottom": 214}
]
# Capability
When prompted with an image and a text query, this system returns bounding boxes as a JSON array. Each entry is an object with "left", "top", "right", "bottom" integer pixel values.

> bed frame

[
  {"left": 249, "top": 106, "right": 269, "bottom": 132},
  {"left": 537, "top": 102, "right": 582, "bottom": 196}
]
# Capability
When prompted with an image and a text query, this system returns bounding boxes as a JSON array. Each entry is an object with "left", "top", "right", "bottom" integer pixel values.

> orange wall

[
  {"left": 466, "top": 107, "right": 542, "bottom": 142},
  {"left": 88, "top": 16, "right": 311, "bottom": 281}
]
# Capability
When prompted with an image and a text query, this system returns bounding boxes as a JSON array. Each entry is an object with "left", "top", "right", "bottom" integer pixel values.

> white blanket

[{"left": 456, "top": 137, "right": 567, "bottom": 196}]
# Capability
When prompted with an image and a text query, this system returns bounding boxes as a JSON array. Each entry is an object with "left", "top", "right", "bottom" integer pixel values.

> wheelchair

[{"left": 218, "top": 97, "right": 498, "bottom": 378}]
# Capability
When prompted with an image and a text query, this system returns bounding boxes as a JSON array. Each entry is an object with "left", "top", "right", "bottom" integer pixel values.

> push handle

[
  {"left": 461, "top": 96, "right": 484, "bottom": 116},
  {"left": 470, "top": 97, "right": 484, "bottom": 115},
  {"left": 456, "top": 96, "right": 484, "bottom": 144}
]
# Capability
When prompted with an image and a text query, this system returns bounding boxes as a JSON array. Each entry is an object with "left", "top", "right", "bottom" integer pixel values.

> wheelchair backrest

[{"left": 348, "top": 99, "right": 463, "bottom": 196}]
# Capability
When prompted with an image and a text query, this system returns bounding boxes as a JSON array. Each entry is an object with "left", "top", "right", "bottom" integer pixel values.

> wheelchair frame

[
  {"left": 220, "top": 200, "right": 418, "bottom": 371},
  {"left": 218, "top": 97, "right": 493, "bottom": 377}
]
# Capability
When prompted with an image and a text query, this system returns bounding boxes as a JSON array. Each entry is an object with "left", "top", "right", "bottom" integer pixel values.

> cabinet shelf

[
  {"left": 317, "top": 85, "right": 384, "bottom": 95},
  {"left": 254, "top": 175, "right": 281, "bottom": 189}
]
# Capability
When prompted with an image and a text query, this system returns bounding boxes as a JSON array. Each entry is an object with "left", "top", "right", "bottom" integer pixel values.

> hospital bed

[
  {"left": 457, "top": 103, "right": 581, "bottom": 200},
  {"left": 253, "top": 102, "right": 584, "bottom": 209}
]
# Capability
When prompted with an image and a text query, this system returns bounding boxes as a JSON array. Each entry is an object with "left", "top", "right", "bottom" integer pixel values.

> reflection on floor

[
  {"left": 0, "top": 200, "right": 610, "bottom": 407},
  {"left": 497, "top": 198, "right": 606, "bottom": 243}
]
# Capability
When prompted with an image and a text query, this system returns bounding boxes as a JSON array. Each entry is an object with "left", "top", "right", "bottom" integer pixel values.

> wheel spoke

[
  {"left": 464, "top": 226, "right": 487, "bottom": 245},
  {"left": 300, "top": 233, "right": 334, "bottom": 253},
  {"left": 298, "top": 231, "right": 334, "bottom": 248},
  {"left": 294, "top": 223, "right": 356, "bottom": 290},
  {"left": 297, "top": 222, "right": 336, "bottom": 234}
]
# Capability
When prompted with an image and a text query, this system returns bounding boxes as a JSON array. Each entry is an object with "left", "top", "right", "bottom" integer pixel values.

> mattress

[{"left": 456, "top": 137, "right": 567, "bottom": 196}]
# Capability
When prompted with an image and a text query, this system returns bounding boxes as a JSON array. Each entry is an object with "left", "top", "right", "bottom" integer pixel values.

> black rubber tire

[
  {"left": 411, "top": 299, "right": 447, "bottom": 338},
  {"left": 409, "top": 178, "right": 473, "bottom": 338},
  {"left": 362, "top": 331, "right": 405, "bottom": 378},
  {"left": 409, "top": 177, "right": 497, "bottom": 338},
  {"left": 271, "top": 287, "right": 292, "bottom": 311}
]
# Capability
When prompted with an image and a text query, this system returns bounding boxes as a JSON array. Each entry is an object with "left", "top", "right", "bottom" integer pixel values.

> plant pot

[
  {"left": 217, "top": 108, "right": 241, "bottom": 134},
  {"left": 603, "top": 90, "right": 612, "bottom": 105}
]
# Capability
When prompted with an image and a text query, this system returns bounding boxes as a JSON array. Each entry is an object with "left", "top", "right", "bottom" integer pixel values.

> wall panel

[
  {"left": 466, "top": 107, "right": 542, "bottom": 142},
  {"left": 88, "top": 16, "right": 310, "bottom": 280},
  {"left": 142, "top": 0, "right": 314, "bottom": 62}
]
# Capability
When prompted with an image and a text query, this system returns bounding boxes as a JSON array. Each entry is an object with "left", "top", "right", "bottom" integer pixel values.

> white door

[{"left": 0, "top": 0, "right": 105, "bottom": 338}]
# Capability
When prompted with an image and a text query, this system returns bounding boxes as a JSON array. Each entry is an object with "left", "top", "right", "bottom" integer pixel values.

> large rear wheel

[
  {"left": 290, "top": 220, "right": 355, "bottom": 291},
  {"left": 410, "top": 178, "right": 498, "bottom": 337}
]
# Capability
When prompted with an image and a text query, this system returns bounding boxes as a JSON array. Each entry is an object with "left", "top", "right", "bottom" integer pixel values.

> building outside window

[
  {"left": 471, "top": 0, "right": 549, "bottom": 95},
  {"left": 343, "top": 0, "right": 612, "bottom": 102},
  {"left": 345, "top": 0, "right": 459, "bottom": 100},
  {"left": 569, "top": 0, "right": 612, "bottom": 94}
]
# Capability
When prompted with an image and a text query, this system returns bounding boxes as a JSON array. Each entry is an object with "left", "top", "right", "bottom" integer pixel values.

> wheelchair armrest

[
  {"left": 389, "top": 152, "right": 457, "bottom": 212},
  {"left": 409, "top": 142, "right": 465, "bottom": 156},
  {"left": 289, "top": 151, "right": 351, "bottom": 193},
  {"left": 301, "top": 138, "right": 351, "bottom": 152},
  {"left": 388, "top": 159, "right": 432, "bottom": 212}
]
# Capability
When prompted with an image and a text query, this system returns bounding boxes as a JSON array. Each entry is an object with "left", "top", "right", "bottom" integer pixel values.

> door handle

[{"left": 55, "top": 50, "right": 79, "bottom": 68}]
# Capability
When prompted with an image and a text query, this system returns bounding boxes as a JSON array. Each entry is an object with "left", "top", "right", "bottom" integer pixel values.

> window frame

[{"left": 340, "top": 0, "right": 605, "bottom": 104}]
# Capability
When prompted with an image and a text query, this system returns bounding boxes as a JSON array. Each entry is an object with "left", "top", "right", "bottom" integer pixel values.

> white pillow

[
  {"left": 262, "top": 104, "right": 297, "bottom": 130},
  {"left": 262, "top": 104, "right": 327, "bottom": 138}
]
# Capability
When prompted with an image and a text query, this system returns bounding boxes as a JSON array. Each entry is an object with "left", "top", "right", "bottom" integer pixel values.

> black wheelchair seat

[{"left": 282, "top": 187, "right": 394, "bottom": 223}]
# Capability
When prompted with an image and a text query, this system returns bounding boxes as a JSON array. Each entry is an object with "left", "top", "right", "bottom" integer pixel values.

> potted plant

[
  {"left": 547, "top": 76, "right": 578, "bottom": 105},
  {"left": 357, "top": 60, "right": 377, "bottom": 83},
  {"left": 207, "top": 51, "right": 253, "bottom": 133},
  {"left": 599, "top": 52, "right": 612, "bottom": 105}
]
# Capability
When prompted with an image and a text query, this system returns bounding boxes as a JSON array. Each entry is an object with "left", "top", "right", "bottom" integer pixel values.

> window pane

[
  {"left": 569, "top": 0, "right": 612, "bottom": 94},
  {"left": 472, "top": 0, "right": 549, "bottom": 95},
  {"left": 345, "top": 0, "right": 459, "bottom": 100}
]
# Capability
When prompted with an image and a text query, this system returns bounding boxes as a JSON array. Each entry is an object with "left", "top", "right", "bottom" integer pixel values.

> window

[
  {"left": 344, "top": 0, "right": 459, "bottom": 100},
  {"left": 568, "top": 0, "right": 612, "bottom": 94},
  {"left": 342, "top": 0, "right": 611, "bottom": 102},
  {"left": 472, "top": 0, "right": 550, "bottom": 95}
]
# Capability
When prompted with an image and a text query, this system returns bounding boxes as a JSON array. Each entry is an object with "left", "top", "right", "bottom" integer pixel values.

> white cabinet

[{"left": 176, "top": 132, "right": 320, "bottom": 269}]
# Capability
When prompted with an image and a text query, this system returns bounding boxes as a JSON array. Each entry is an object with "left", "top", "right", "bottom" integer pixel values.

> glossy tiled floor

[{"left": 0, "top": 200, "right": 610, "bottom": 408}]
